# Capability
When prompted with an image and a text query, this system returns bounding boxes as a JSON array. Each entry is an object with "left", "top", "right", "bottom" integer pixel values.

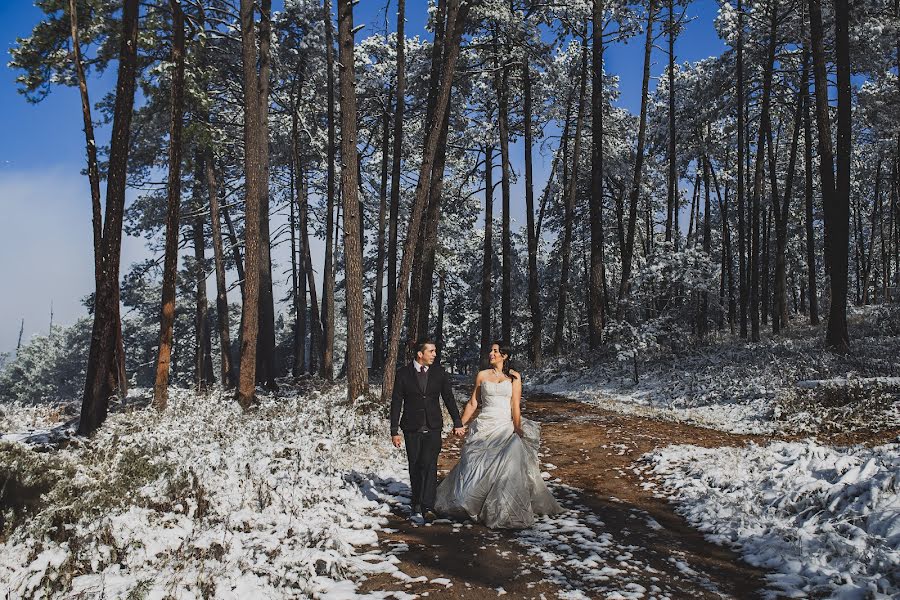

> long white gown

[{"left": 435, "top": 379, "right": 562, "bottom": 529}]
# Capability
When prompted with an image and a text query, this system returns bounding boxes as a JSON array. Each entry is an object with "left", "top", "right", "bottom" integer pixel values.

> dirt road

[{"left": 358, "top": 393, "right": 772, "bottom": 599}]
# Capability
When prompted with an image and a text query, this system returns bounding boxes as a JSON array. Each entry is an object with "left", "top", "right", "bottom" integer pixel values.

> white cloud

[{"left": 0, "top": 166, "right": 147, "bottom": 354}]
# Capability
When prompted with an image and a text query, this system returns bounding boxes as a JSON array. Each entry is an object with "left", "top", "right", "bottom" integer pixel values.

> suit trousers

[{"left": 404, "top": 428, "right": 442, "bottom": 511}]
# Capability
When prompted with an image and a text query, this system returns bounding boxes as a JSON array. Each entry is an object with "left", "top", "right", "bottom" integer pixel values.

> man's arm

[
  {"left": 441, "top": 369, "right": 464, "bottom": 429},
  {"left": 390, "top": 369, "right": 404, "bottom": 436}
]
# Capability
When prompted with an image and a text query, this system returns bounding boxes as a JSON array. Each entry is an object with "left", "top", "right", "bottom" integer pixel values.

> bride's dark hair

[{"left": 492, "top": 340, "right": 518, "bottom": 380}]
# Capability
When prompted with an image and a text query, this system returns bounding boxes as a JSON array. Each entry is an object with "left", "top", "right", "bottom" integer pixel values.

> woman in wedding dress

[{"left": 435, "top": 341, "right": 562, "bottom": 529}]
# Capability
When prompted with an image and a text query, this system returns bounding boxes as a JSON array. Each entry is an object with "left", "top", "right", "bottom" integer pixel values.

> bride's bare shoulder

[{"left": 474, "top": 369, "right": 491, "bottom": 381}]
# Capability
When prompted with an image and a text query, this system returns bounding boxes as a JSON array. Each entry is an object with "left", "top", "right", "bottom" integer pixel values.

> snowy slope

[
  {"left": 0, "top": 386, "right": 413, "bottom": 599},
  {"left": 643, "top": 439, "right": 900, "bottom": 598}
]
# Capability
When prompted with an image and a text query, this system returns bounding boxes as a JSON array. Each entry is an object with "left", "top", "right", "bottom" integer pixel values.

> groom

[{"left": 390, "top": 338, "right": 465, "bottom": 522}]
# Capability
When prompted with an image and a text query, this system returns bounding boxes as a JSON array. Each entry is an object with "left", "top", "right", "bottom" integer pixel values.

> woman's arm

[
  {"left": 460, "top": 372, "right": 482, "bottom": 425},
  {"left": 510, "top": 371, "right": 524, "bottom": 436}
]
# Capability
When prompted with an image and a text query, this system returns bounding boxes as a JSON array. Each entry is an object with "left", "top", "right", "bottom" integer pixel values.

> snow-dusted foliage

[
  {"left": 533, "top": 305, "right": 900, "bottom": 435},
  {"left": 643, "top": 439, "right": 900, "bottom": 598},
  {"left": 0, "top": 386, "right": 408, "bottom": 599}
]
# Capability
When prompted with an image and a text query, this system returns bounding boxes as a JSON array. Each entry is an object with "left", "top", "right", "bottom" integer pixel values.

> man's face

[{"left": 417, "top": 344, "right": 437, "bottom": 366}]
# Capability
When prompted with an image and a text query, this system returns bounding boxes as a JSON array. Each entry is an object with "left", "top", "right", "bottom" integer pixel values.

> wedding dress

[{"left": 435, "top": 379, "right": 562, "bottom": 529}]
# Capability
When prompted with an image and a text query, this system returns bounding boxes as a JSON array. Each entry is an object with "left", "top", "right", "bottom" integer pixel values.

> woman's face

[{"left": 488, "top": 345, "right": 507, "bottom": 367}]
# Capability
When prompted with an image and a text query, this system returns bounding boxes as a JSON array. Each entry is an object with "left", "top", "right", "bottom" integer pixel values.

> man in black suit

[{"left": 390, "top": 338, "right": 465, "bottom": 522}]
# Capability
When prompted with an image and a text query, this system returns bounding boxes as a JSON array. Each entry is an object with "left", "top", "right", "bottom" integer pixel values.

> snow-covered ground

[
  {"left": 531, "top": 307, "right": 900, "bottom": 436},
  {"left": 642, "top": 439, "right": 900, "bottom": 599},
  {"left": 0, "top": 386, "right": 417, "bottom": 599}
]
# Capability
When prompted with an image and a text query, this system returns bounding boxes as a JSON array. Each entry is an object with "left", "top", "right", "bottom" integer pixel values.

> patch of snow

[{"left": 645, "top": 439, "right": 900, "bottom": 598}]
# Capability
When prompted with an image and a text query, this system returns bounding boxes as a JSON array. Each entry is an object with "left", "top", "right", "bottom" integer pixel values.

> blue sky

[{"left": 0, "top": 0, "right": 726, "bottom": 354}]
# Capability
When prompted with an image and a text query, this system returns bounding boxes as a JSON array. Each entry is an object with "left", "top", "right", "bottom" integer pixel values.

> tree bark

[
  {"left": 480, "top": 144, "right": 494, "bottom": 360},
  {"left": 380, "top": 0, "right": 469, "bottom": 403},
  {"left": 803, "top": 49, "right": 820, "bottom": 325},
  {"left": 861, "top": 160, "right": 883, "bottom": 304},
  {"left": 372, "top": 91, "right": 392, "bottom": 372},
  {"left": 321, "top": 0, "right": 337, "bottom": 379},
  {"left": 68, "top": 0, "right": 127, "bottom": 397},
  {"left": 770, "top": 55, "right": 807, "bottom": 333},
  {"left": 78, "top": 0, "right": 139, "bottom": 435},
  {"left": 494, "top": 31, "right": 513, "bottom": 344},
  {"left": 152, "top": 0, "right": 186, "bottom": 410},
  {"left": 700, "top": 155, "right": 711, "bottom": 338},
  {"left": 255, "top": 0, "right": 277, "bottom": 390},
  {"left": 524, "top": 60, "right": 543, "bottom": 364},
  {"left": 553, "top": 43, "right": 587, "bottom": 354},
  {"left": 192, "top": 155, "right": 215, "bottom": 390},
  {"left": 236, "top": 0, "right": 264, "bottom": 409},
  {"left": 336, "top": 0, "right": 368, "bottom": 400},
  {"left": 665, "top": 0, "right": 678, "bottom": 245},
  {"left": 205, "top": 153, "right": 235, "bottom": 388},
  {"left": 736, "top": 0, "right": 748, "bottom": 337},
  {"left": 386, "top": 0, "right": 407, "bottom": 353},
  {"left": 290, "top": 95, "right": 308, "bottom": 377},
  {"left": 617, "top": 0, "right": 655, "bottom": 316},
  {"left": 589, "top": 0, "right": 606, "bottom": 348},
  {"left": 748, "top": 0, "right": 778, "bottom": 342}
]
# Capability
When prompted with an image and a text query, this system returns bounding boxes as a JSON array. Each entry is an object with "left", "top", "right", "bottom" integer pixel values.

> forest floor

[{"left": 358, "top": 391, "right": 900, "bottom": 599}]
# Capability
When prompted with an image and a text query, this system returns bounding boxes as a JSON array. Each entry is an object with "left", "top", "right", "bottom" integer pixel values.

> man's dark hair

[{"left": 413, "top": 337, "right": 437, "bottom": 356}]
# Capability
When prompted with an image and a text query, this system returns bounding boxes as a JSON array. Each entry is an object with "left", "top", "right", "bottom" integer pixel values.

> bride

[{"left": 435, "top": 341, "right": 562, "bottom": 529}]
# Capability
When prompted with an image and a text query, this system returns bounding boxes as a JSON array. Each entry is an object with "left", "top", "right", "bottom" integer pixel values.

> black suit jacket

[{"left": 390, "top": 363, "right": 463, "bottom": 435}]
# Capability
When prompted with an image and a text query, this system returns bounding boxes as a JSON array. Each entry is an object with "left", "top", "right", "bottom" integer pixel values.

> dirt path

[{"left": 359, "top": 393, "right": 773, "bottom": 599}]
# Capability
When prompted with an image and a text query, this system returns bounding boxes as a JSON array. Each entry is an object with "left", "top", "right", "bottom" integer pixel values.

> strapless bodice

[{"left": 479, "top": 379, "right": 512, "bottom": 418}]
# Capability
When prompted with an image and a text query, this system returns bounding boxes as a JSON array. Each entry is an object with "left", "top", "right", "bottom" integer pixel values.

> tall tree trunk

[
  {"left": 409, "top": 0, "right": 451, "bottom": 344},
  {"left": 554, "top": 44, "right": 587, "bottom": 354},
  {"left": 480, "top": 144, "right": 494, "bottom": 360},
  {"left": 802, "top": 67, "right": 820, "bottom": 325},
  {"left": 862, "top": 160, "right": 883, "bottom": 304},
  {"left": 700, "top": 154, "right": 711, "bottom": 339},
  {"left": 254, "top": 0, "right": 277, "bottom": 389},
  {"left": 321, "top": 0, "right": 337, "bottom": 379},
  {"left": 78, "top": 0, "right": 139, "bottom": 435},
  {"left": 761, "top": 207, "right": 771, "bottom": 325},
  {"left": 414, "top": 108, "right": 451, "bottom": 341},
  {"left": 749, "top": 0, "right": 778, "bottom": 342},
  {"left": 386, "top": 0, "right": 407, "bottom": 353},
  {"left": 69, "top": 0, "right": 127, "bottom": 396},
  {"left": 491, "top": 30, "right": 513, "bottom": 343},
  {"left": 809, "top": 0, "right": 849, "bottom": 349},
  {"left": 192, "top": 155, "right": 215, "bottom": 390},
  {"left": 303, "top": 198, "right": 323, "bottom": 374},
  {"left": 665, "top": 0, "right": 678, "bottom": 245},
  {"left": 435, "top": 271, "right": 446, "bottom": 364},
  {"left": 221, "top": 202, "right": 244, "bottom": 298},
  {"left": 617, "top": 0, "right": 655, "bottom": 316},
  {"left": 337, "top": 0, "right": 368, "bottom": 400},
  {"left": 770, "top": 56, "right": 806, "bottom": 333},
  {"left": 380, "top": 0, "right": 469, "bottom": 403},
  {"left": 589, "top": 0, "right": 606, "bottom": 348},
  {"left": 236, "top": 0, "right": 264, "bottom": 409},
  {"left": 372, "top": 92, "right": 392, "bottom": 371},
  {"left": 524, "top": 61, "right": 543, "bottom": 364},
  {"left": 152, "top": 0, "right": 186, "bottom": 411},
  {"left": 886, "top": 159, "right": 896, "bottom": 303},
  {"left": 290, "top": 96, "right": 308, "bottom": 377},
  {"left": 206, "top": 154, "right": 235, "bottom": 387},
  {"left": 736, "top": 0, "right": 748, "bottom": 337},
  {"left": 711, "top": 155, "right": 735, "bottom": 331}
]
